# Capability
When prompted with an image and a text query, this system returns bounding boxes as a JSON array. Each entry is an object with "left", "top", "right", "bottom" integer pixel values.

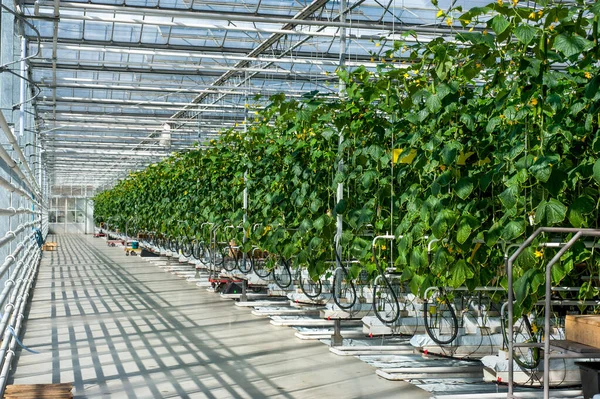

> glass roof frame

[{"left": 14, "top": 0, "right": 491, "bottom": 191}]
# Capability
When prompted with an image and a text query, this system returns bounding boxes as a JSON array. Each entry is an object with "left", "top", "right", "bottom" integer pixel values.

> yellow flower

[
  {"left": 531, "top": 324, "right": 538, "bottom": 333},
  {"left": 530, "top": 98, "right": 538, "bottom": 106},
  {"left": 436, "top": 9, "right": 444, "bottom": 17},
  {"left": 483, "top": 29, "right": 488, "bottom": 35},
  {"left": 403, "top": 73, "right": 409, "bottom": 78},
  {"left": 440, "top": 165, "right": 447, "bottom": 171},
  {"left": 512, "top": 0, "right": 518, "bottom": 6},
  {"left": 585, "top": 72, "right": 592, "bottom": 79},
  {"left": 529, "top": 12, "right": 536, "bottom": 19},
  {"left": 375, "top": 42, "right": 380, "bottom": 47},
  {"left": 446, "top": 18, "right": 453, "bottom": 26},
  {"left": 469, "top": 27, "right": 474, "bottom": 32},
  {"left": 549, "top": 24, "right": 555, "bottom": 31},
  {"left": 538, "top": 10, "right": 543, "bottom": 17},
  {"left": 370, "top": 57, "right": 374, "bottom": 62},
  {"left": 534, "top": 250, "right": 543, "bottom": 258},
  {"left": 497, "top": 0, "right": 502, "bottom": 5}
]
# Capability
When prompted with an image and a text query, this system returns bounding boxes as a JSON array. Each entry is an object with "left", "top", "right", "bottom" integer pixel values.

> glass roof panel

[{"left": 19, "top": 0, "right": 494, "bottom": 191}]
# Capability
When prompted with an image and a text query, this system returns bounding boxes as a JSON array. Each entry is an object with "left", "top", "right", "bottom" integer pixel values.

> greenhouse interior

[{"left": 0, "top": 0, "right": 600, "bottom": 398}]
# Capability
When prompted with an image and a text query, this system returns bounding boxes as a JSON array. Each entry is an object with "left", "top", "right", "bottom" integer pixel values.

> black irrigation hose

[
  {"left": 191, "top": 240, "right": 202, "bottom": 260},
  {"left": 221, "top": 243, "right": 237, "bottom": 272},
  {"left": 298, "top": 266, "right": 323, "bottom": 299},
  {"left": 332, "top": 250, "right": 357, "bottom": 310},
  {"left": 371, "top": 246, "right": 400, "bottom": 324},
  {"left": 422, "top": 249, "right": 459, "bottom": 344},
  {"left": 169, "top": 238, "right": 178, "bottom": 253},
  {"left": 500, "top": 313, "right": 541, "bottom": 370},
  {"left": 237, "top": 250, "right": 252, "bottom": 274},
  {"left": 251, "top": 252, "right": 271, "bottom": 279},
  {"left": 273, "top": 256, "right": 292, "bottom": 289},
  {"left": 181, "top": 237, "right": 193, "bottom": 258},
  {"left": 423, "top": 293, "right": 459, "bottom": 345}
]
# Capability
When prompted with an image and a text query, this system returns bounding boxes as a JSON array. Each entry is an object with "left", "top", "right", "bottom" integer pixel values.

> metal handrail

[{"left": 507, "top": 227, "right": 600, "bottom": 398}]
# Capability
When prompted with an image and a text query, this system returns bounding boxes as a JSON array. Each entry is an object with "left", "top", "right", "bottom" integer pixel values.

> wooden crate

[
  {"left": 565, "top": 315, "right": 600, "bottom": 349},
  {"left": 41, "top": 242, "right": 58, "bottom": 251},
  {"left": 4, "top": 383, "right": 73, "bottom": 398}
]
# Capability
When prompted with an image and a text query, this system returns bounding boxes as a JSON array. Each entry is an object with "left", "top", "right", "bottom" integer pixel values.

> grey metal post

[
  {"left": 507, "top": 228, "right": 543, "bottom": 398},
  {"left": 335, "top": 0, "right": 347, "bottom": 292},
  {"left": 542, "top": 232, "right": 581, "bottom": 398},
  {"left": 241, "top": 172, "right": 248, "bottom": 302}
]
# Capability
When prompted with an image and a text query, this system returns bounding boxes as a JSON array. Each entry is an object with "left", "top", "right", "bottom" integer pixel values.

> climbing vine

[{"left": 94, "top": 0, "right": 600, "bottom": 315}]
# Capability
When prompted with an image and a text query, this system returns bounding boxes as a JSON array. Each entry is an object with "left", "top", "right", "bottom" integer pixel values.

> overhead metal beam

[
  {"left": 43, "top": 112, "right": 244, "bottom": 122},
  {"left": 28, "top": 61, "right": 333, "bottom": 81},
  {"left": 46, "top": 116, "right": 237, "bottom": 125},
  {"left": 34, "top": 12, "right": 371, "bottom": 40},
  {"left": 37, "top": 43, "right": 377, "bottom": 68},
  {"left": 36, "top": 96, "right": 252, "bottom": 108},
  {"left": 34, "top": 77, "right": 326, "bottom": 95},
  {"left": 26, "top": 1, "right": 406, "bottom": 31},
  {"left": 172, "top": 0, "right": 330, "bottom": 120},
  {"left": 27, "top": 37, "right": 375, "bottom": 62}
]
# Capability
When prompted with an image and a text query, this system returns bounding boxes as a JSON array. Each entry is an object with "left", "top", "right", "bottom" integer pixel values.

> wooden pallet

[
  {"left": 41, "top": 242, "right": 58, "bottom": 251},
  {"left": 4, "top": 383, "right": 73, "bottom": 398}
]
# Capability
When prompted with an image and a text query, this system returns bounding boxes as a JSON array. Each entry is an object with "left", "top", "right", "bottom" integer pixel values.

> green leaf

[
  {"left": 313, "top": 215, "right": 326, "bottom": 231},
  {"left": 431, "top": 209, "right": 458, "bottom": 238},
  {"left": 455, "top": 177, "right": 474, "bottom": 200},
  {"left": 426, "top": 94, "right": 442, "bottom": 113},
  {"left": 441, "top": 144, "right": 458, "bottom": 165},
  {"left": 361, "top": 170, "right": 377, "bottom": 189},
  {"left": 309, "top": 198, "right": 323, "bottom": 214},
  {"left": 514, "top": 269, "right": 537, "bottom": 306},
  {"left": 489, "top": 15, "right": 510, "bottom": 35},
  {"left": 499, "top": 185, "right": 518, "bottom": 209},
  {"left": 529, "top": 156, "right": 557, "bottom": 183},
  {"left": 535, "top": 199, "right": 567, "bottom": 225},
  {"left": 502, "top": 220, "right": 525, "bottom": 241},
  {"left": 568, "top": 196, "right": 596, "bottom": 228},
  {"left": 448, "top": 260, "right": 474, "bottom": 288},
  {"left": 585, "top": 76, "right": 600, "bottom": 100},
  {"left": 593, "top": 159, "right": 600, "bottom": 183},
  {"left": 486, "top": 116, "right": 502, "bottom": 133},
  {"left": 514, "top": 24, "right": 537, "bottom": 45},
  {"left": 409, "top": 274, "right": 427, "bottom": 296},
  {"left": 457, "top": 219, "right": 472, "bottom": 244},
  {"left": 554, "top": 33, "right": 592, "bottom": 58}
]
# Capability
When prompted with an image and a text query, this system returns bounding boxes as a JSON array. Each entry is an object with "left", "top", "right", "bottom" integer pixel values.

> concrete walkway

[{"left": 10, "top": 235, "right": 429, "bottom": 398}]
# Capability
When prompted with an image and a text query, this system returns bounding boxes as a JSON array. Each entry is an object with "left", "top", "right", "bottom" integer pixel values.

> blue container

[{"left": 131, "top": 241, "right": 139, "bottom": 249}]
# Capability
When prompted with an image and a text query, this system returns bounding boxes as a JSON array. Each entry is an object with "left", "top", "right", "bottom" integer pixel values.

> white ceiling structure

[{"left": 18, "top": 0, "right": 489, "bottom": 194}]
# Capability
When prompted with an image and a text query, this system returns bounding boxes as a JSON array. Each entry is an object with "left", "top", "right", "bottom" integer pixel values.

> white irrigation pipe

[
  {"left": 0, "top": 111, "right": 44, "bottom": 204},
  {"left": 0, "top": 248, "right": 39, "bottom": 343},
  {"left": 0, "top": 175, "right": 30, "bottom": 199},
  {"left": 0, "top": 208, "right": 37, "bottom": 216},
  {"left": 0, "top": 249, "right": 40, "bottom": 394},
  {"left": 0, "top": 220, "right": 40, "bottom": 249},
  {"left": 0, "top": 234, "right": 36, "bottom": 279},
  {"left": 0, "top": 246, "right": 38, "bottom": 313}
]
